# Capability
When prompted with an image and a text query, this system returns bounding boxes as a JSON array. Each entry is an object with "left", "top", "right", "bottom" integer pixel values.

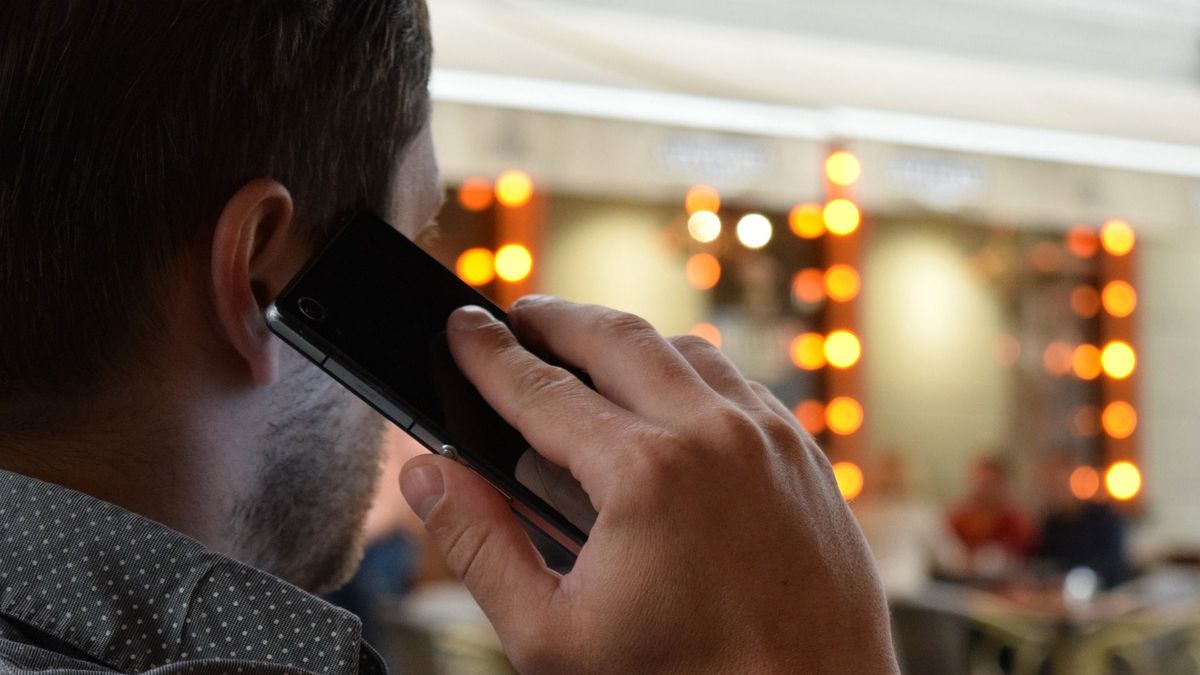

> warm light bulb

[
  {"left": 1070, "top": 285, "right": 1100, "bottom": 319},
  {"left": 457, "top": 178, "right": 494, "bottom": 212},
  {"left": 832, "top": 461, "right": 865, "bottom": 501},
  {"left": 1100, "top": 219, "right": 1135, "bottom": 256},
  {"left": 685, "top": 185, "right": 721, "bottom": 215},
  {"left": 1102, "top": 281, "right": 1137, "bottom": 318},
  {"left": 685, "top": 253, "right": 721, "bottom": 290},
  {"left": 1043, "top": 341, "right": 1073, "bottom": 376},
  {"left": 789, "top": 333, "right": 826, "bottom": 370},
  {"left": 689, "top": 322, "right": 722, "bottom": 348},
  {"left": 1102, "top": 401, "right": 1137, "bottom": 439},
  {"left": 1070, "top": 466, "right": 1100, "bottom": 500},
  {"left": 789, "top": 203, "right": 825, "bottom": 239},
  {"left": 687, "top": 211, "right": 722, "bottom": 243},
  {"left": 793, "top": 400, "right": 826, "bottom": 435},
  {"left": 1065, "top": 226, "right": 1099, "bottom": 259},
  {"left": 824, "top": 265, "right": 860, "bottom": 302},
  {"left": 495, "top": 170, "right": 534, "bottom": 208},
  {"left": 823, "top": 199, "right": 861, "bottom": 236},
  {"left": 826, "top": 397, "right": 863, "bottom": 435},
  {"left": 736, "top": 213, "right": 773, "bottom": 250},
  {"left": 1072, "top": 344, "right": 1102, "bottom": 381},
  {"left": 824, "top": 330, "right": 861, "bottom": 369},
  {"left": 455, "top": 247, "right": 495, "bottom": 286},
  {"left": 494, "top": 243, "right": 533, "bottom": 282},
  {"left": 791, "top": 269, "right": 825, "bottom": 305},
  {"left": 1101, "top": 341, "right": 1136, "bottom": 379},
  {"left": 825, "top": 152, "right": 862, "bottom": 187},
  {"left": 1105, "top": 461, "right": 1141, "bottom": 501}
]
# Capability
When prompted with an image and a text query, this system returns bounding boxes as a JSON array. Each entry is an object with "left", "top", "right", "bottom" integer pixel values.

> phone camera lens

[{"left": 297, "top": 297, "right": 327, "bottom": 322}]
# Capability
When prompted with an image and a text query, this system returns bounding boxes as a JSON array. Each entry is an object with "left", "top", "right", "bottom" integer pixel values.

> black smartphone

[{"left": 265, "top": 211, "right": 595, "bottom": 559}]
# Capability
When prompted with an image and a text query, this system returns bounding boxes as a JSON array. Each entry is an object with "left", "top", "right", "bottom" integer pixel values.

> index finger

[{"left": 446, "top": 305, "right": 640, "bottom": 506}]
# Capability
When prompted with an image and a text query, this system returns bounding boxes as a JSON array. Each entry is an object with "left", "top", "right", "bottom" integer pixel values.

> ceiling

[{"left": 429, "top": 0, "right": 1200, "bottom": 147}]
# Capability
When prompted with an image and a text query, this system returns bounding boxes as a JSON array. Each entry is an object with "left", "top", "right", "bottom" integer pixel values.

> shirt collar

[{"left": 0, "top": 470, "right": 382, "bottom": 674}]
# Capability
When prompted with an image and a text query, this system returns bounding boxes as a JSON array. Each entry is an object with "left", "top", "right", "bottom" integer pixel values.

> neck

[{"left": 0, "top": 385, "right": 254, "bottom": 557}]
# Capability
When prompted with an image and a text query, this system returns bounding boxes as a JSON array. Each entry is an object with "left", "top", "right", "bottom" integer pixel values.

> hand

[{"left": 400, "top": 296, "right": 897, "bottom": 674}]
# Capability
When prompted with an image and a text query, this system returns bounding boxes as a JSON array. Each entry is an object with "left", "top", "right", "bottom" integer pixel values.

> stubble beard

[{"left": 229, "top": 356, "right": 388, "bottom": 594}]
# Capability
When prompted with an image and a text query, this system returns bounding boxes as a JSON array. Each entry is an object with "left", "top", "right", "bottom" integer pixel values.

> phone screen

[{"left": 267, "top": 212, "right": 593, "bottom": 556}]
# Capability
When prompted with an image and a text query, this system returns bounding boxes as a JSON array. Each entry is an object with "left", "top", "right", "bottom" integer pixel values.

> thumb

[{"left": 400, "top": 454, "right": 559, "bottom": 631}]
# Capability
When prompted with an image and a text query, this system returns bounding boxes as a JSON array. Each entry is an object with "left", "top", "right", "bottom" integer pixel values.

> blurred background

[{"left": 339, "top": 1, "right": 1200, "bottom": 672}]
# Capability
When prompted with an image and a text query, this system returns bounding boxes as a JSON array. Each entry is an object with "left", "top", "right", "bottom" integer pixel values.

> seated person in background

[
  {"left": 947, "top": 455, "right": 1034, "bottom": 574},
  {"left": 1034, "top": 453, "right": 1131, "bottom": 589},
  {"left": 853, "top": 452, "right": 967, "bottom": 597}
]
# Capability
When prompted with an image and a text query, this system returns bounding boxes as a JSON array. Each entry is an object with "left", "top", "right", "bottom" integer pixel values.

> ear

[{"left": 209, "top": 178, "right": 299, "bottom": 387}]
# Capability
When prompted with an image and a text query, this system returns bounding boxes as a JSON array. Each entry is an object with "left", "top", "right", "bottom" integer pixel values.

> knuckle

[
  {"left": 670, "top": 333, "right": 715, "bottom": 355},
  {"left": 706, "top": 406, "right": 761, "bottom": 445},
  {"left": 596, "top": 309, "right": 655, "bottom": 343},
  {"left": 629, "top": 428, "right": 692, "bottom": 489},
  {"left": 512, "top": 365, "right": 578, "bottom": 423}
]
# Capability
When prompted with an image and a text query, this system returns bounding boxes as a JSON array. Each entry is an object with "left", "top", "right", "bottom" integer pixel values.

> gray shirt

[{"left": 0, "top": 470, "right": 386, "bottom": 674}]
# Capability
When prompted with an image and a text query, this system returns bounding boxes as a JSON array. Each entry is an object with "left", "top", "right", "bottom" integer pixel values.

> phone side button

[
  {"left": 324, "top": 359, "right": 415, "bottom": 429},
  {"left": 408, "top": 423, "right": 445, "bottom": 453}
]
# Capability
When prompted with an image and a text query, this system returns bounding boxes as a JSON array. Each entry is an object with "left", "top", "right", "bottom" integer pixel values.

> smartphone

[{"left": 265, "top": 211, "right": 595, "bottom": 559}]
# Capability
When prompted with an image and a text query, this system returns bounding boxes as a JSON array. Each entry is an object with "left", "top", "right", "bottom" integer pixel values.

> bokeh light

[
  {"left": 833, "top": 461, "right": 865, "bottom": 501},
  {"left": 1043, "top": 341, "right": 1073, "bottom": 376},
  {"left": 685, "top": 253, "right": 721, "bottom": 290},
  {"left": 736, "top": 213, "right": 773, "bottom": 249},
  {"left": 789, "top": 333, "right": 826, "bottom": 370},
  {"left": 494, "top": 243, "right": 533, "bottom": 282},
  {"left": 1105, "top": 461, "right": 1142, "bottom": 501},
  {"left": 1065, "top": 226, "right": 1099, "bottom": 259},
  {"left": 1030, "top": 242, "right": 1063, "bottom": 273},
  {"left": 687, "top": 210, "right": 722, "bottom": 243},
  {"left": 1071, "top": 405, "right": 1101, "bottom": 438},
  {"left": 1102, "top": 281, "right": 1137, "bottom": 318},
  {"left": 793, "top": 400, "right": 826, "bottom": 435},
  {"left": 823, "top": 199, "right": 861, "bottom": 236},
  {"left": 825, "top": 151, "right": 862, "bottom": 187},
  {"left": 1070, "top": 466, "right": 1100, "bottom": 500},
  {"left": 993, "top": 334, "right": 1021, "bottom": 366},
  {"left": 455, "top": 247, "right": 495, "bottom": 286},
  {"left": 457, "top": 178, "right": 493, "bottom": 212},
  {"left": 826, "top": 397, "right": 864, "bottom": 435},
  {"left": 689, "top": 322, "right": 722, "bottom": 349},
  {"left": 1102, "top": 401, "right": 1137, "bottom": 439},
  {"left": 791, "top": 268, "right": 825, "bottom": 305},
  {"left": 789, "top": 203, "right": 825, "bottom": 239},
  {"left": 495, "top": 170, "right": 534, "bottom": 208},
  {"left": 824, "top": 330, "right": 862, "bottom": 369},
  {"left": 824, "top": 265, "right": 861, "bottom": 302},
  {"left": 1101, "top": 341, "right": 1136, "bottom": 380},
  {"left": 1072, "top": 344, "right": 1102, "bottom": 381},
  {"left": 685, "top": 185, "right": 721, "bottom": 215},
  {"left": 1071, "top": 285, "right": 1100, "bottom": 319},
  {"left": 1100, "top": 219, "right": 1135, "bottom": 256}
]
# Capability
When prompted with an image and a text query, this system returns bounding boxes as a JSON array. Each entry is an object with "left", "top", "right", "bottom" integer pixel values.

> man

[{"left": 0, "top": 2, "right": 897, "bottom": 673}]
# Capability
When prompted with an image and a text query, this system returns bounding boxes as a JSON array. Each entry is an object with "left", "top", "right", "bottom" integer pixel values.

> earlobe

[{"left": 209, "top": 178, "right": 297, "bottom": 388}]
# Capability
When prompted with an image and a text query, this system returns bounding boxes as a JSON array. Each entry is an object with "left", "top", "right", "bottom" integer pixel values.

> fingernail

[
  {"left": 449, "top": 305, "right": 495, "bottom": 331},
  {"left": 400, "top": 464, "right": 444, "bottom": 521}
]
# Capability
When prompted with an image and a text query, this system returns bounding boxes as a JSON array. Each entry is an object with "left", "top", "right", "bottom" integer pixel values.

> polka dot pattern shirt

[{"left": 0, "top": 470, "right": 387, "bottom": 674}]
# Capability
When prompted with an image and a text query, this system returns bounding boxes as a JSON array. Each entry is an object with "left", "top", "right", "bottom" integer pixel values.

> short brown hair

[{"left": 0, "top": 1, "right": 431, "bottom": 430}]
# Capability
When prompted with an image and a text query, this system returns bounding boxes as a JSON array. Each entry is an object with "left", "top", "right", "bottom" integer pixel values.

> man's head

[{"left": 0, "top": 0, "right": 437, "bottom": 592}]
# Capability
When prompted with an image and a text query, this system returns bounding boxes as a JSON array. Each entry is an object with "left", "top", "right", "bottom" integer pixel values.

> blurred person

[
  {"left": 947, "top": 455, "right": 1034, "bottom": 574},
  {"left": 853, "top": 452, "right": 967, "bottom": 597},
  {"left": 0, "top": 3, "right": 898, "bottom": 674},
  {"left": 1034, "top": 454, "right": 1130, "bottom": 589}
]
